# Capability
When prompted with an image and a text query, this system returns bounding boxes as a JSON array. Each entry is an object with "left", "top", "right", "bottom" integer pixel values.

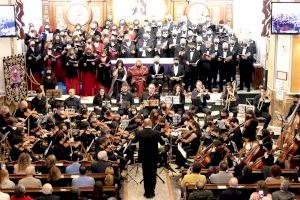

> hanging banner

[{"left": 3, "top": 54, "right": 27, "bottom": 105}]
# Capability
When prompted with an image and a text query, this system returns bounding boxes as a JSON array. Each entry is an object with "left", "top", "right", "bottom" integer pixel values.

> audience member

[
  {"left": 14, "top": 153, "right": 35, "bottom": 175},
  {"left": 272, "top": 180, "right": 296, "bottom": 200},
  {"left": 0, "top": 169, "right": 15, "bottom": 189},
  {"left": 88, "top": 181, "right": 107, "bottom": 200},
  {"left": 238, "top": 165, "right": 256, "bottom": 184},
  {"left": 91, "top": 150, "right": 112, "bottom": 173},
  {"left": 65, "top": 153, "right": 81, "bottom": 174},
  {"left": 219, "top": 177, "right": 242, "bottom": 200},
  {"left": 265, "top": 165, "right": 285, "bottom": 184},
  {"left": 71, "top": 165, "right": 95, "bottom": 187},
  {"left": 181, "top": 162, "right": 207, "bottom": 188},
  {"left": 69, "top": 187, "right": 81, "bottom": 200},
  {"left": 209, "top": 161, "right": 234, "bottom": 184},
  {"left": 249, "top": 180, "right": 272, "bottom": 200},
  {"left": 18, "top": 165, "right": 42, "bottom": 188},
  {"left": 10, "top": 184, "right": 33, "bottom": 200},
  {"left": 47, "top": 166, "right": 65, "bottom": 187},
  {"left": 188, "top": 179, "right": 214, "bottom": 200},
  {"left": 37, "top": 183, "right": 60, "bottom": 200}
]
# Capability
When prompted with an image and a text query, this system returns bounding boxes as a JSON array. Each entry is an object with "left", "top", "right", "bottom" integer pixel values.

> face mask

[
  {"left": 163, "top": 33, "right": 168, "bottom": 38},
  {"left": 174, "top": 62, "right": 179, "bottom": 66},
  {"left": 154, "top": 61, "right": 159, "bottom": 64},
  {"left": 221, "top": 115, "right": 226, "bottom": 119},
  {"left": 137, "top": 64, "right": 141, "bottom": 67}
]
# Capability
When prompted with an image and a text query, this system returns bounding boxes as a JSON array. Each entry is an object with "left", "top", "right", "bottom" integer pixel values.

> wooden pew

[
  {"left": 185, "top": 183, "right": 300, "bottom": 200},
  {"left": 8, "top": 173, "right": 107, "bottom": 185},
  {"left": 181, "top": 168, "right": 299, "bottom": 182},
  {"left": 1, "top": 186, "right": 118, "bottom": 199}
]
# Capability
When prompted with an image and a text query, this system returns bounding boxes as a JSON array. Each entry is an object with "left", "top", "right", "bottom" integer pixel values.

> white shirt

[
  {"left": 190, "top": 51, "right": 194, "bottom": 61},
  {"left": 173, "top": 38, "right": 177, "bottom": 44},
  {"left": 242, "top": 47, "right": 247, "bottom": 55},
  {"left": 0, "top": 192, "right": 10, "bottom": 200},
  {"left": 174, "top": 65, "right": 179, "bottom": 76},
  {"left": 223, "top": 50, "right": 227, "bottom": 58},
  {"left": 154, "top": 64, "right": 159, "bottom": 74}
]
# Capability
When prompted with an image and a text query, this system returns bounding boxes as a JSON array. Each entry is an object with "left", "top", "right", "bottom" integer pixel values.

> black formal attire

[
  {"left": 120, "top": 42, "right": 136, "bottom": 58},
  {"left": 183, "top": 48, "right": 201, "bottom": 90},
  {"left": 111, "top": 67, "right": 127, "bottom": 98},
  {"left": 142, "top": 92, "right": 160, "bottom": 117},
  {"left": 132, "top": 127, "right": 165, "bottom": 197},
  {"left": 91, "top": 160, "right": 112, "bottom": 173},
  {"left": 37, "top": 194, "right": 60, "bottom": 200},
  {"left": 26, "top": 46, "right": 43, "bottom": 87},
  {"left": 173, "top": 92, "right": 185, "bottom": 114},
  {"left": 167, "top": 36, "right": 180, "bottom": 57},
  {"left": 219, "top": 188, "right": 243, "bottom": 200},
  {"left": 238, "top": 45, "right": 255, "bottom": 91},
  {"left": 218, "top": 48, "right": 234, "bottom": 90},
  {"left": 148, "top": 63, "right": 165, "bottom": 92},
  {"left": 116, "top": 92, "right": 133, "bottom": 115},
  {"left": 154, "top": 37, "right": 168, "bottom": 57},
  {"left": 286, "top": 102, "right": 300, "bottom": 119},
  {"left": 191, "top": 88, "right": 211, "bottom": 115},
  {"left": 168, "top": 64, "right": 185, "bottom": 90},
  {"left": 136, "top": 38, "right": 154, "bottom": 58},
  {"left": 42, "top": 75, "right": 57, "bottom": 93},
  {"left": 31, "top": 96, "right": 47, "bottom": 114},
  {"left": 243, "top": 119, "right": 258, "bottom": 142},
  {"left": 220, "top": 91, "right": 239, "bottom": 117},
  {"left": 64, "top": 96, "right": 81, "bottom": 112},
  {"left": 93, "top": 93, "right": 111, "bottom": 114},
  {"left": 199, "top": 48, "right": 212, "bottom": 90},
  {"left": 254, "top": 94, "right": 272, "bottom": 129}
]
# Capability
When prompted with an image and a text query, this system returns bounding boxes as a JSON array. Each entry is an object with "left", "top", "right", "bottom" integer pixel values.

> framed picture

[
  {"left": 63, "top": 2, "right": 92, "bottom": 26},
  {"left": 277, "top": 71, "right": 287, "bottom": 80}
]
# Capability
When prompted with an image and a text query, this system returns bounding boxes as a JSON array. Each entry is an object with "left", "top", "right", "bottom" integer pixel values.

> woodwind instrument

[{"left": 225, "top": 81, "right": 237, "bottom": 110}]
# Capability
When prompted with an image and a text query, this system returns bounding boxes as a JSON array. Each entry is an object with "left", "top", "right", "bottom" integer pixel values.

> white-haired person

[
  {"left": 36, "top": 183, "right": 60, "bottom": 200},
  {"left": 272, "top": 180, "right": 296, "bottom": 200},
  {"left": 91, "top": 150, "right": 112, "bottom": 173}
]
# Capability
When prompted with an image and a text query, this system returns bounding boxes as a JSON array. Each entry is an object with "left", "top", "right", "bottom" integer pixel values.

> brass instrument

[
  {"left": 257, "top": 92, "right": 271, "bottom": 112},
  {"left": 197, "top": 86, "right": 209, "bottom": 102},
  {"left": 225, "top": 81, "right": 237, "bottom": 110}
]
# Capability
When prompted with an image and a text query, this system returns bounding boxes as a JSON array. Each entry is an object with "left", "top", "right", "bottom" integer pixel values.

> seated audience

[
  {"left": 47, "top": 166, "right": 65, "bottom": 187},
  {"left": 65, "top": 153, "right": 81, "bottom": 174},
  {"left": 272, "top": 180, "right": 296, "bottom": 200},
  {"left": 18, "top": 165, "right": 42, "bottom": 188},
  {"left": 37, "top": 183, "right": 60, "bottom": 200},
  {"left": 181, "top": 162, "right": 207, "bottom": 188},
  {"left": 219, "top": 177, "right": 242, "bottom": 200},
  {"left": 14, "top": 153, "right": 35, "bottom": 175},
  {"left": 265, "top": 165, "right": 285, "bottom": 184},
  {"left": 91, "top": 150, "right": 112, "bottom": 173},
  {"left": 0, "top": 169, "right": 15, "bottom": 189},
  {"left": 89, "top": 181, "right": 107, "bottom": 200},
  {"left": 71, "top": 165, "right": 95, "bottom": 187},
  {"left": 10, "top": 184, "right": 33, "bottom": 200},
  {"left": 188, "top": 179, "right": 214, "bottom": 200},
  {"left": 69, "top": 187, "right": 81, "bottom": 200},
  {"left": 250, "top": 180, "right": 272, "bottom": 200},
  {"left": 238, "top": 165, "right": 256, "bottom": 184},
  {"left": 209, "top": 161, "right": 234, "bottom": 184}
]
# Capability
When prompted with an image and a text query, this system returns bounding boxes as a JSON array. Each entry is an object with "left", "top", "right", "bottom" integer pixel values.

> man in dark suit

[
  {"left": 219, "top": 177, "right": 242, "bottom": 200},
  {"left": 218, "top": 42, "right": 234, "bottom": 91},
  {"left": 136, "top": 33, "right": 154, "bottom": 58},
  {"left": 183, "top": 42, "right": 201, "bottom": 90},
  {"left": 132, "top": 118, "right": 165, "bottom": 198},
  {"left": 37, "top": 183, "right": 60, "bottom": 200},
  {"left": 168, "top": 57, "right": 185, "bottom": 91},
  {"left": 91, "top": 150, "right": 112, "bottom": 173},
  {"left": 148, "top": 55, "right": 165, "bottom": 93}
]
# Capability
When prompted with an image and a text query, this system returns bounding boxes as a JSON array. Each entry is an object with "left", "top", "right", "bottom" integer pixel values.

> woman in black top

[
  {"left": 243, "top": 109, "right": 258, "bottom": 142},
  {"left": 172, "top": 84, "right": 185, "bottom": 114},
  {"left": 64, "top": 48, "right": 80, "bottom": 94},
  {"left": 41, "top": 68, "right": 57, "bottom": 95},
  {"left": 110, "top": 59, "right": 127, "bottom": 97}
]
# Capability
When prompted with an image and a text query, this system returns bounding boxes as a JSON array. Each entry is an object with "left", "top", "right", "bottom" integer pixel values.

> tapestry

[
  {"left": 3, "top": 55, "right": 27, "bottom": 105},
  {"left": 261, "top": 0, "right": 271, "bottom": 37}
]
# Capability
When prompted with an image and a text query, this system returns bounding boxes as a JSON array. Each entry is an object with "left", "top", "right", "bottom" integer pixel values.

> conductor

[{"left": 132, "top": 118, "right": 165, "bottom": 198}]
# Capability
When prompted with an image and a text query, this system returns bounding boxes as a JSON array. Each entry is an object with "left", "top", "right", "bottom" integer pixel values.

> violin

[{"left": 24, "top": 108, "right": 39, "bottom": 118}]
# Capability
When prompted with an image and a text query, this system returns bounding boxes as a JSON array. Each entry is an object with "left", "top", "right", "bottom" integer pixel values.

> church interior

[{"left": 0, "top": 0, "right": 300, "bottom": 199}]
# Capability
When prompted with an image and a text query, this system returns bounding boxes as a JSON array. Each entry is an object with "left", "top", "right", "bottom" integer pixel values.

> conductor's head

[{"left": 144, "top": 118, "right": 152, "bottom": 128}]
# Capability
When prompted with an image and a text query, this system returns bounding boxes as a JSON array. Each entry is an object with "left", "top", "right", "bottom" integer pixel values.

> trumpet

[
  {"left": 257, "top": 93, "right": 271, "bottom": 112},
  {"left": 197, "top": 87, "right": 209, "bottom": 102}
]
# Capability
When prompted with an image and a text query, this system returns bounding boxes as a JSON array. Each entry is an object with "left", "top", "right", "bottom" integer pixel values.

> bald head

[
  {"left": 69, "top": 88, "right": 76, "bottom": 97},
  {"left": 42, "top": 183, "right": 53, "bottom": 195},
  {"left": 144, "top": 118, "right": 152, "bottom": 128},
  {"left": 196, "top": 179, "right": 205, "bottom": 190},
  {"left": 228, "top": 177, "right": 238, "bottom": 188},
  {"left": 20, "top": 100, "right": 28, "bottom": 109}
]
